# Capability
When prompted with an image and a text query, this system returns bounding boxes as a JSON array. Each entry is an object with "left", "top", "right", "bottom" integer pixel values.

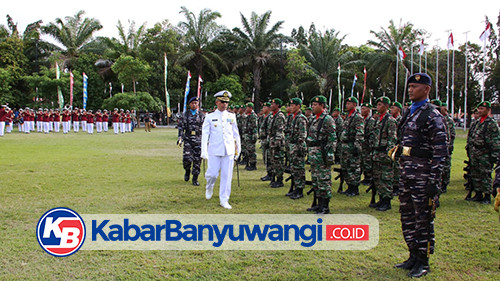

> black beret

[{"left": 407, "top": 73, "right": 432, "bottom": 86}]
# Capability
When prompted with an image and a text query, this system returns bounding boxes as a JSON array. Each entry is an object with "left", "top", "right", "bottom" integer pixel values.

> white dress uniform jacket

[{"left": 201, "top": 110, "right": 241, "bottom": 158}]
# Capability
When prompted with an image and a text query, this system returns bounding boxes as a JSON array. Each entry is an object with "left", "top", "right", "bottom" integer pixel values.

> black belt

[
  {"left": 374, "top": 146, "right": 388, "bottom": 152},
  {"left": 398, "top": 146, "right": 432, "bottom": 159}
]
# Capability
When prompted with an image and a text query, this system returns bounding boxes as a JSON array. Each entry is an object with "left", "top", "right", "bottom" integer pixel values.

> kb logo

[{"left": 36, "top": 207, "right": 86, "bottom": 257}]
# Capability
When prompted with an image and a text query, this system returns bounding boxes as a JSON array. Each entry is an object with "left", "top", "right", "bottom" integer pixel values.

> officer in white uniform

[{"left": 201, "top": 90, "right": 241, "bottom": 209}]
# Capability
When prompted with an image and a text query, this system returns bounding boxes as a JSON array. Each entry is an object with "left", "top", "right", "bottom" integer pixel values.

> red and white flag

[
  {"left": 447, "top": 33, "right": 454, "bottom": 49},
  {"left": 418, "top": 40, "right": 425, "bottom": 55},
  {"left": 479, "top": 23, "right": 491, "bottom": 42},
  {"left": 70, "top": 72, "right": 74, "bottom": 107},
  {"left": 197, "top": 75, "right": 203, "bottom": 99},
  {"left": 398, "top": 46, "right": 406, "bottom": 60}
]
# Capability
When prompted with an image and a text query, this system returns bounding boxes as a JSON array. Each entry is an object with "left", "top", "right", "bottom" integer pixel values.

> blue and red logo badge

[{"left": 36, "top": 207, "right": 86, "bottom": 257}]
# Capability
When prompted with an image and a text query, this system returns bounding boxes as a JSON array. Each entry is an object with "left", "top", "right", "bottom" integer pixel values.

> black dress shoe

[{"left": 408, "top": 261, "right": 430, "bottom": 278}]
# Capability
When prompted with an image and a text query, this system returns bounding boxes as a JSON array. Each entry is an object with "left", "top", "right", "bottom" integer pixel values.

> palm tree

[
  {"left": 177, "top": 6, "right": 226, "bottom": 79},
  {"left": 366, "top": 20, "right": 424, "bottom": 99},
  {"left": 299, "top": 29, "right": 353, "bottom": 96},
  {"left": 226, "top": 11, "right": 286, "bottom": 101},
  {"left": 42, "top": 10, "right": 102, "bottom": 67},
  {"left": 104, "top": 20, "right": 147, "bottom": 59}
]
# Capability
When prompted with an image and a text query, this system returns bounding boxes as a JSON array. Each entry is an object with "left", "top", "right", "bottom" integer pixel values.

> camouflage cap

[
  {"left": 477, "top": 101, "right": 491, "bottom": 108},
  {"left": 311, "top": 95, "right": 327, "bottom": 104},
  {"left": 290, "top": 98, "right": 302, "bottom": 105}
]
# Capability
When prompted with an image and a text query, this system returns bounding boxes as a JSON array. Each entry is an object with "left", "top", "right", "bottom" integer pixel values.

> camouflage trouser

[
  {"left": 261, "top": 139, "right": 272, "bottom": 174},
  {"left": 441, "top": 155, "right": 451, "bottom": 188},
  {"left": 393, "top": 155, "right": 401, "bottom": 191},
  {"left": 270, "top": 141, "right": 284, "bottom": 178},
  {"left": 340, "top": 143, "right": 361, "bottom": 186},
  {"left": 372, "top": 151, "right": 393, "bottom": 199},
  {"left": 244, "top": 136, "right": 257, "bottom": 165},
  {"left": 470, "top": 153, "right": 494, "bottom": 194},
  {"left": 183, "top": 140, "right": 201, "bottom": 175},
  {"left": 361, "top": 146, "right": 373, "bottom": 180},
  {"left": 399, "top": 177, "right": 435, "bottom": 255},
  {"left": 309, "top": 146, "right": 332, "bottom": 199},
  {"left": 289, "top": 143, "right": 306, "bottom": 190}
]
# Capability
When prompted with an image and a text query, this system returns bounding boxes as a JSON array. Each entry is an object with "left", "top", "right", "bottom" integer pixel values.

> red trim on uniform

[
  {"left": 379, "top": 112, "right": 386, "bottom": 121},
  {"left": 272, "top": 109, "right": 279, "bottom": 116},
  {"left": 316, "top": 110, "right": 324, "bottom": 120},
  {"left": 480, "top": 116, "right": 487, "bottom": 123},
  {"left": 348, "top": 109, "right": 355, "bottom": 117}
]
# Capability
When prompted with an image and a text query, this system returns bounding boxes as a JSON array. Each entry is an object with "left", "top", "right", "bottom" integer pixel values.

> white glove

[
  {"left": 201, "top": 153, "right": 208, "bottom": 160},
  {"left": 177, "top": 137, "right": 183, "bottom": 147},
  {"left": 234, "top": 154, "right": 239, "bottom": 161}
]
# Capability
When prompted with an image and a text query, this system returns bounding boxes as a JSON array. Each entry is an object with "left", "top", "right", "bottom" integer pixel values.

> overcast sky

[{"left": 2, "top": 0, "right": 499, "bottom": 50}]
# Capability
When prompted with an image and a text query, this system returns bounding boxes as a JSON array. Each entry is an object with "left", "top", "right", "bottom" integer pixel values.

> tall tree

[
  {"left": 104, "top": 20, "right": 147, "bottom": 59},
  {"left": 366, "top": 20, "right": 425, "bottom": 100},
  {"left": 42, "top": 10, "right": 102, "bottom": 68},
  {"left": 177, "top": 6, "right": 226, "bottom": 79},
  {"left": 226, "top": 11, "right": 286, "bottom": 101}
]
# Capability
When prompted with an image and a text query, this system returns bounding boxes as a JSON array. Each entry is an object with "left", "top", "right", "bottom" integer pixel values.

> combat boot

[
  {"left": 291, "top": 188, "right": 303, "bottom": 200},
  {"left": 192, "top": 174, "right": 200, "bottom": 186},
  {"left": 408, "top": 252, "right": 430, "bottom": 278},
  {"left": 369, "top": 195, "right": 382, "bottom": 208},
  {"left": 271, "top": 176, "right": 284, "bottom": 188},
  {"left": 471, "top": 191, "right": 484, "bottom": 202},
  {"left": 245, "top": 163, "right": 257, "bottom": 171},
  {"left": 260, "top": 173, "right": 272, "bottom": 181},
  {"left": 376, "top": 197, "right": 391, "bottom": 211},
  {"left": 269, "top": 176, "right": 276, "bottom": 186},
  {"left": 441, "top": 185, "right": 448, "bottom": 193},
  {"left": 480, "top": 194, "right": 491, "bottom": 204},
  {"left": 347, "top": 185, "right": 359, "bottom": 197},
  {"left": 184, "top": 169, "right": 190, "bottom": 182},
  {"left": 316, "top": 198, "right": 330, "bottom": 214},
  {"left": 307, "top": 195, "right": 320, "bottom": 212},
  {"left": 395, "top": 249, "right": 417, "bottom": 270},
  {"left": 343, "top": 185, "right": 353, "bottom": 196}
]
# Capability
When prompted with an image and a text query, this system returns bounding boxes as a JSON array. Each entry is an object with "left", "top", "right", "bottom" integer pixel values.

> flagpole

[
  {"left": 361, "top": 67, "right": 367, "bottom": 104},
  {"left": 164, "top": 53, "right": 171, "bottom": 125},
  {"left": 435, "top": 39, "right": 440, "bottom": 99},
  {"left": 337, "top": 63, "right": 341, "bottom": 108},
  {"left": 482, "top": 36, "right": 486, "bottom": 101},
  {"left": 329, "top": 89, "right": 332, "bottom": 109},
  {"left": 463, "top": 31, "right": 469, "bottom": 131},
  {"left": 451, "top": 46, "right": 455, "bottom": 117},
  {"left": 419, "top": 52, "right": 422, "bottom": 73},
  {"left": 342, "top": 86, "right": 345, "bottom": 110},
  {"left": 445, "top": 30, "right": 451, "bottom": 105},
  {"left": 403, "top": 69, "right": 409, "bottom": 105},
  {"left": 410, "top": 45, "right": 414, "bottom": 75},
  {"left": 395, "top": 48, "right": 399, "bottom": 103}
]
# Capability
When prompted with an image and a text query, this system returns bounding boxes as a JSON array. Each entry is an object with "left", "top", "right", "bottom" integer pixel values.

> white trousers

[
  {"left": 25, "top": 122, "right": 31, "bottom": 133},
  {"left": 43, "top": 122, "right": 49, "bottom": 133},
  {"left": 30, "top": 121, "right": 34, "bottom": 131},
  {"left": 73, "top": 121, "right": 79, "bottom": 132},
  {"left": 37, "top": 121, "right": 42, "bottom": 132},
  {"left": 113, "top": 123, "right": 119, "bottom": 134},
  {"left": 120, "top": 122, "right": 125, "bottom": 133},
  {"left": 87, "top": 123, "right": 94, "bottom": 134},
  {"left": 49, "top": 121, "right": 53, "bottom": 131},
  {"left": 0, "top": 122, "right": 4, "bottom": 136},
  {"left": 81, "top": 121, "right": 87, "bottom": 132},
  {"left": 62, "top": 121, "right": 69, "bottom": 133},
  {"left": 96, "top": 122, "right": 102, "bottom": 133},
  {"left": 54, "top": 122, "right": 60, "bottom": 132},
  {"left": 103, "top": 122, "right": 108, "bottom": 132},
  {"left": 18, "top": 123, "right": 23, "bottom": 132},
  {"left": 205, "top": 154, "right": 234, "bottom": 204}
]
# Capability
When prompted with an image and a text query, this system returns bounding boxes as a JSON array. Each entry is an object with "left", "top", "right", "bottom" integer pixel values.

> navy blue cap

[
  {"left": 407, "top": 73, "right": 432, "bottom": 86},
  {"left": 188, "top": 97, "right": 199, "bottom": 104}
]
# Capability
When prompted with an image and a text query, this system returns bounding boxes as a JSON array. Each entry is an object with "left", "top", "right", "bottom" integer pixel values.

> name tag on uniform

[
  {"left": 227, "top": 118, "right": 234, "bottom": 123},
  {"left": 191, "top": 131, "right": 196, "bottom": 135},
  {"left": 212, "top": 119, "right": 218, "bottom": 121}
]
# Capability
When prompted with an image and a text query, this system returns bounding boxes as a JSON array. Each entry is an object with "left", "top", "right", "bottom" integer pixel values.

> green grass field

[{"left": 0, "top": 128, "right": 498, "bottom": 280}]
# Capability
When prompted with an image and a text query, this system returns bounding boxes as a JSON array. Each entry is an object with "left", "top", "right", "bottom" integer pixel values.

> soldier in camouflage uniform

[
  {"left": 370, "top": 97, "right": 398, "bottom": 211},
  {"left": 393, "top": 73, "right": 448, "bottom": 278},
  {"left": 439, "top": 102, "right": 455, "bottom": 193},
  {"left": 260, "top": 102, "right": 273, "bottom": 181},
  {"left": 268, "top": 98, "right": 286, "bottom": 188},
  {"left": 466, "top": 101, "right": 500, "bottom": 204},
  {"left": 236, "top": 106, "right": 247, "bottom": 165},
  {"left": 177, "top": 97, "right": 205, "bottom": 186},
  {"left": 284, "top": 103, "right": 294, "bottom": 170},
  {"left": 305, "top": 107, "right": 313, "bottom": 129},
  {"left": 339, "top": 97, "right": 364, "bottom": 196},
  {"left": 332, "top": 108, "right": 344, "bottom": 164},
  {"left": 244, "top": 102, "right": 258, "bottom": 170},
  {"left": 286, "top": 98, "right": 308, "bottom": 199},
  {"left": 391, "top": 101, "right": 403, "bottom": 195},
  {"left": 306, "top": 95, "right": 336, "bottom": 213},
  {"left": 361, "top": 103, "right": 376, "bottom": 185}
]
